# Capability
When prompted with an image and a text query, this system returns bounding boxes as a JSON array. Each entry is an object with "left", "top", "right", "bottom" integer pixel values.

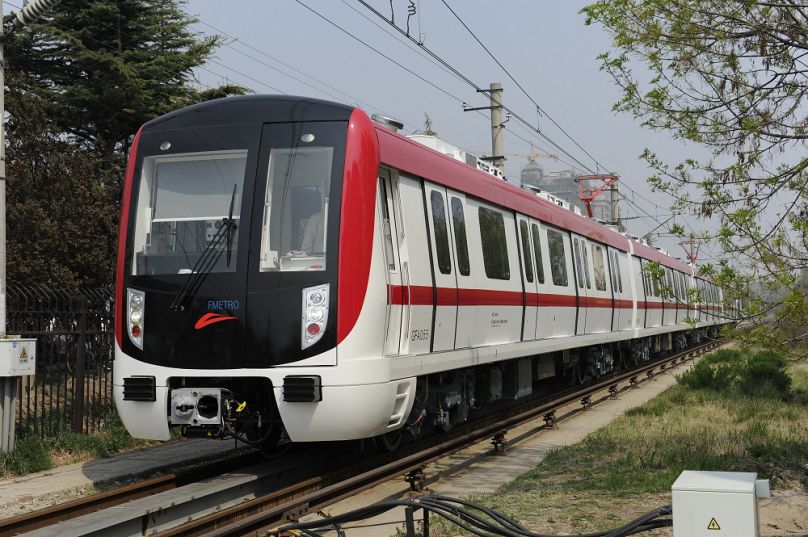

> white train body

[{"left": 114, "top": 96, "right": 729, "bottom": 446}]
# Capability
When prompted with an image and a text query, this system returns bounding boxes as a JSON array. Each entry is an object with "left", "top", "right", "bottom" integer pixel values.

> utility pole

[
  {"left": 610, "top": 176, "right": 620, "bottom": 228},
  {"left": 488, "top": 82, "right": 505, "bottom": 170},
  {"left": 463, "top": 82, "right": 506, "bottom": 171},
  {"left": 0, "top": 0, "right": 62, "bottom": 454}
]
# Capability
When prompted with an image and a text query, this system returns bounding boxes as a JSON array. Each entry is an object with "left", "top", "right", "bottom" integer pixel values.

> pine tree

[
  {"left": 3, "top": 0, "right": 245, "bottom": 289},
  {"left": 5, "top": 0, "right": 244, "bottom": 168}
]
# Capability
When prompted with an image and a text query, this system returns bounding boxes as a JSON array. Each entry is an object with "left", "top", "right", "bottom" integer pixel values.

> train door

[
  {"left": 607, "top": 249, "right": 620, "bottom": 331},
  {"left": 586, "top": 242, "right": 612, "bottom": 333},
  {"left": 447, "top": 191, "right": 473, "bottom": 349},
  {"left": 572, "top": 235, "right": 589, "bottom": 334},
  {"left": 528, "top": 219, "right": 548, "bottom": 339},
  {"left": 517, "top": 215, "right": 538, "bottom": 340},
  {"left": 396, "top": 174, "right": 433, "bottom": 355},
  {"left": 631, "top": 256, "right": 645, "bottom": 330},
  {"left": 424, "top": 183, "right": 458, "bottom": 352},
  {"left": 378, "top": 170, "right": 403, "bottom": 356},
  {"left": 643, "top": 259, "right": 662, "bottom": 327},
  {"left": 542, "top": 226, "right": 575, "bottom": 338},
  {"left": 466, "top": 200, "right": 522, "bottom": 347}
]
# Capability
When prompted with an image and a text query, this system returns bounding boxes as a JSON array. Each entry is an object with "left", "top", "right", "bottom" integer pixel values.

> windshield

[
  {"left": 131, "top": 149, "right": 246, "bottom": 275},
  {"left": 259, "top": 139, "right": 334, "bottom": 272}
]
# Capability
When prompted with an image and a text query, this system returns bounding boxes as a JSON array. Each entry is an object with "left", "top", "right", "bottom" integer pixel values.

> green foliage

[
  {"left": 6, "top": 74, "right": 117, "bottom": 289},
  {"left": 679, "top": 349, "right": 792, "bottom": 399},
  {"left": 6, "top": 0, "right": 245, "bottom": 165},
  {"left": 582, "top": 0, "right": 808, "bottom": 350},
  {"left": 0, "top": 435, "right": 53, "bottom": 475},
  {"left": 3, "top": 0, "right": 244, "bottom": 288}
]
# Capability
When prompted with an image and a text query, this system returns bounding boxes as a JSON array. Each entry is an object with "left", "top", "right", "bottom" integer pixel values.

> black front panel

[
  {"left": 244, "top": 121, "right": 346, "bottom": 366},
  {"left": 122, "top": 97, "right": 352, "bottom": 370}
]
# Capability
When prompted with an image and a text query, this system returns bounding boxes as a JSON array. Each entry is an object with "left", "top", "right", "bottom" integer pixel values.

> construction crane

[
  {"left": 465, "top": 144, "right": 559, "bottom": 163},
  {"left": 576, "top": 174, "right": 618, "bottom": 219}
]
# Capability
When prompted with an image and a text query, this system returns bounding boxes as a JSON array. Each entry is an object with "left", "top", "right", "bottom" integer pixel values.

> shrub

[
  {"left": 738, "top": 355, "right": 791, "bottom": 397},
  {"left": 702, "top": 348, "right": 743, "bottom": 366},
  {"left": 679, "top": 349, "right": 792, "bottom": 399}
]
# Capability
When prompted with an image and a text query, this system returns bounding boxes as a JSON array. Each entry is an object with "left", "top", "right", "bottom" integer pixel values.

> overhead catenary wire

[
  {"left": 354, "top": 0, "right": 602, "bottom": 176},
  {"left": 438, "top": 0, "right": 610, "bottom": 174},
  {"left": 19, "top": 0, "right": 683, "bottom": 244}
]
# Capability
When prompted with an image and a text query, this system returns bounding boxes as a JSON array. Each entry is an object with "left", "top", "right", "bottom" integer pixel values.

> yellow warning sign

[
  {"left": 707, "top": 517, "right": 721, "bottom": 530},
  {"left": 20, "top": 347, "right": 28, "bottom": 360}
]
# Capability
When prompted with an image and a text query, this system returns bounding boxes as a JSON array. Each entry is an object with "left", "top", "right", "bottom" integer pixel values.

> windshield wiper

[
  {"left": 225, "top": 183, "right": 237, "bottom": 267},
  {"left": 170, "top": 184, "right": 238, "bottom": 312}
]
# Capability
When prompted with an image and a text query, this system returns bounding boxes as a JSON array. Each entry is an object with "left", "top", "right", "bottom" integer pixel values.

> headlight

[
  {"left": 127, "top": 288, "right": 145, "bottom": 349},
  {"left": 302, "top": 284, "right": 329, "bottom": 349}
]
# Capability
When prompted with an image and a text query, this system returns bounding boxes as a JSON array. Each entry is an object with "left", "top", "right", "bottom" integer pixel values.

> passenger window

[
  {"left": 547, "top": 229, "right": 568, "bottom": 287},
  {"left": 478, "top": 206, "right": 510, "bottom": 280},
  {"left": 379, "top": 178, "right": 396, "bottom": 272},
  {"left": 608, "top": 251, "right": 617, "bottom": 290},
  {"left": 592, "top": 245, "right": 607, "bottom": 291},
  {"left": 531, "top": 223, "right": 545, "bottom": 284},
  {"left": 451, "top": 197, "right": 470, "bottom": 276},
  {"left": 519, "top": 220, "right": 534, "bottom": 283},
  {"left": 614, "top": 252, "right": 623, "bottom": 293},
  {"left": 582, "top": 241, "right": 592, "bottom": 289},
  {"left": 573, "top": 238, "right": 584, "bottom": 289},
  {"left": 430, "top": 191, "right": 451, "bottom": 275}
]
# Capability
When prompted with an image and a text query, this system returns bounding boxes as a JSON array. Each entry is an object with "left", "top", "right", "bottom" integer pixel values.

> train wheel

[
  {"left": 260, "top": 424, "right": 291, "bottom": 458},
  {"left": 372, "top": 429, "right": 404, "bottom": 452}
]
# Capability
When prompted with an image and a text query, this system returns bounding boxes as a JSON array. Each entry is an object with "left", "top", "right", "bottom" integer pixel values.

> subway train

[{"left": 114, "top": 95, "right": 730, "bottom": 451}]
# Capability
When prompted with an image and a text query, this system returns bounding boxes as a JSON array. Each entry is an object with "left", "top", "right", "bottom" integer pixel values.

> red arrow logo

[{"left": 195, "top": 312, "right": 237, "bottom": 330}]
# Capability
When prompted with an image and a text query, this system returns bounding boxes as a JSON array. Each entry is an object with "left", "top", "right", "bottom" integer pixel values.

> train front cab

[{"left": 114, "top": 97, "right": 415, "bottom": 444}]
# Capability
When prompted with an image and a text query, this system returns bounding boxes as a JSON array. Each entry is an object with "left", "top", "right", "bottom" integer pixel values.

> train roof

[
  {"left": 143, "top": 95, "right": 354, "bottom": 130},
  {"left": 373, "top": 121, "right": 695, "bottom": 275},
  {"left": 137, "top": 94, "right": 699, "bottom": 277}
]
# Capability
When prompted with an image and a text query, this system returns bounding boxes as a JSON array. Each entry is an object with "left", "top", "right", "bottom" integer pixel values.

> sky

[{"left": 187, "top": 0, "right": 720, "bottom": 263}]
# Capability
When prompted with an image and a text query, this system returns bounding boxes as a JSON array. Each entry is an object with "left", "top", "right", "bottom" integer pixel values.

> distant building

[{"left": 520, "top": 157, "right": 611, "bottom": 222}]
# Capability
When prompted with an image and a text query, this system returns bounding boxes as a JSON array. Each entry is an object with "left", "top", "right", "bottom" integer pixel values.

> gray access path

[{"left": 0, "top": 437, "right": 245, "bottom": 518}]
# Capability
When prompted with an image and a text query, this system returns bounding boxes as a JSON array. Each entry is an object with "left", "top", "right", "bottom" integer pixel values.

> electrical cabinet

[
  {"left": 672, "top": 471, "right": 762, "bottom": 537},
  {"left": 0, "top": 338, "right": 36, "bottom": 377}
]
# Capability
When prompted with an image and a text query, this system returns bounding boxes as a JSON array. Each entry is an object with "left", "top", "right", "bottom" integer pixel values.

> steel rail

[
  {"left": 155, "top": 339, "right": 722, "bottom": 537},
  {"left": 0, "top": 450, "right": 265, "bottom": 537}
]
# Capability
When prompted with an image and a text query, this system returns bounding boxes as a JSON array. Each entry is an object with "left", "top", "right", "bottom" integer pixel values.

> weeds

[
  {"left": 429, "top": 348, "right": 808, "bottom": 536},
  {"left": 0, "top": 407, "right": 151, "bottom": 479}
]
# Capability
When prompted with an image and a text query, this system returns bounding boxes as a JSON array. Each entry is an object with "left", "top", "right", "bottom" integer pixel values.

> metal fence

[{"left": 8, "top": 285, "right": 115, "bottom": 437}]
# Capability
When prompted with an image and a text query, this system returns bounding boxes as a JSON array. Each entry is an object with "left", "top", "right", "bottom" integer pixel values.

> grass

[
  {"left": 0, "top": 408, "right": 155, "bottom": 478},
  {"left": 426, "top": 348, "right": 808, "bottom": 536}
]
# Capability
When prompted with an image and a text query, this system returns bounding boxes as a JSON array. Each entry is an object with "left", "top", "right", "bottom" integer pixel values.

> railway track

[
  {"left": 0, "top": 451, "right": 270, "bottom": 537},
  {"left": 159, "top": 339, "right": 722, "bottom": 537},
  {"left": 8, "top": 339, "right": 720, "bottom": 537}
]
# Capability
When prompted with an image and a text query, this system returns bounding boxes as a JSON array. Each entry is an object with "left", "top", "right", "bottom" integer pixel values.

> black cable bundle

[{"left": 273, "top": 494, "right": 673, "bottom": 537}]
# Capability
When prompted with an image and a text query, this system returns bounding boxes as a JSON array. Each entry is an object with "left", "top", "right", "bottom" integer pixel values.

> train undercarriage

[{"left": 167, "top": 327, "right": 719, "bottom": 455}]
